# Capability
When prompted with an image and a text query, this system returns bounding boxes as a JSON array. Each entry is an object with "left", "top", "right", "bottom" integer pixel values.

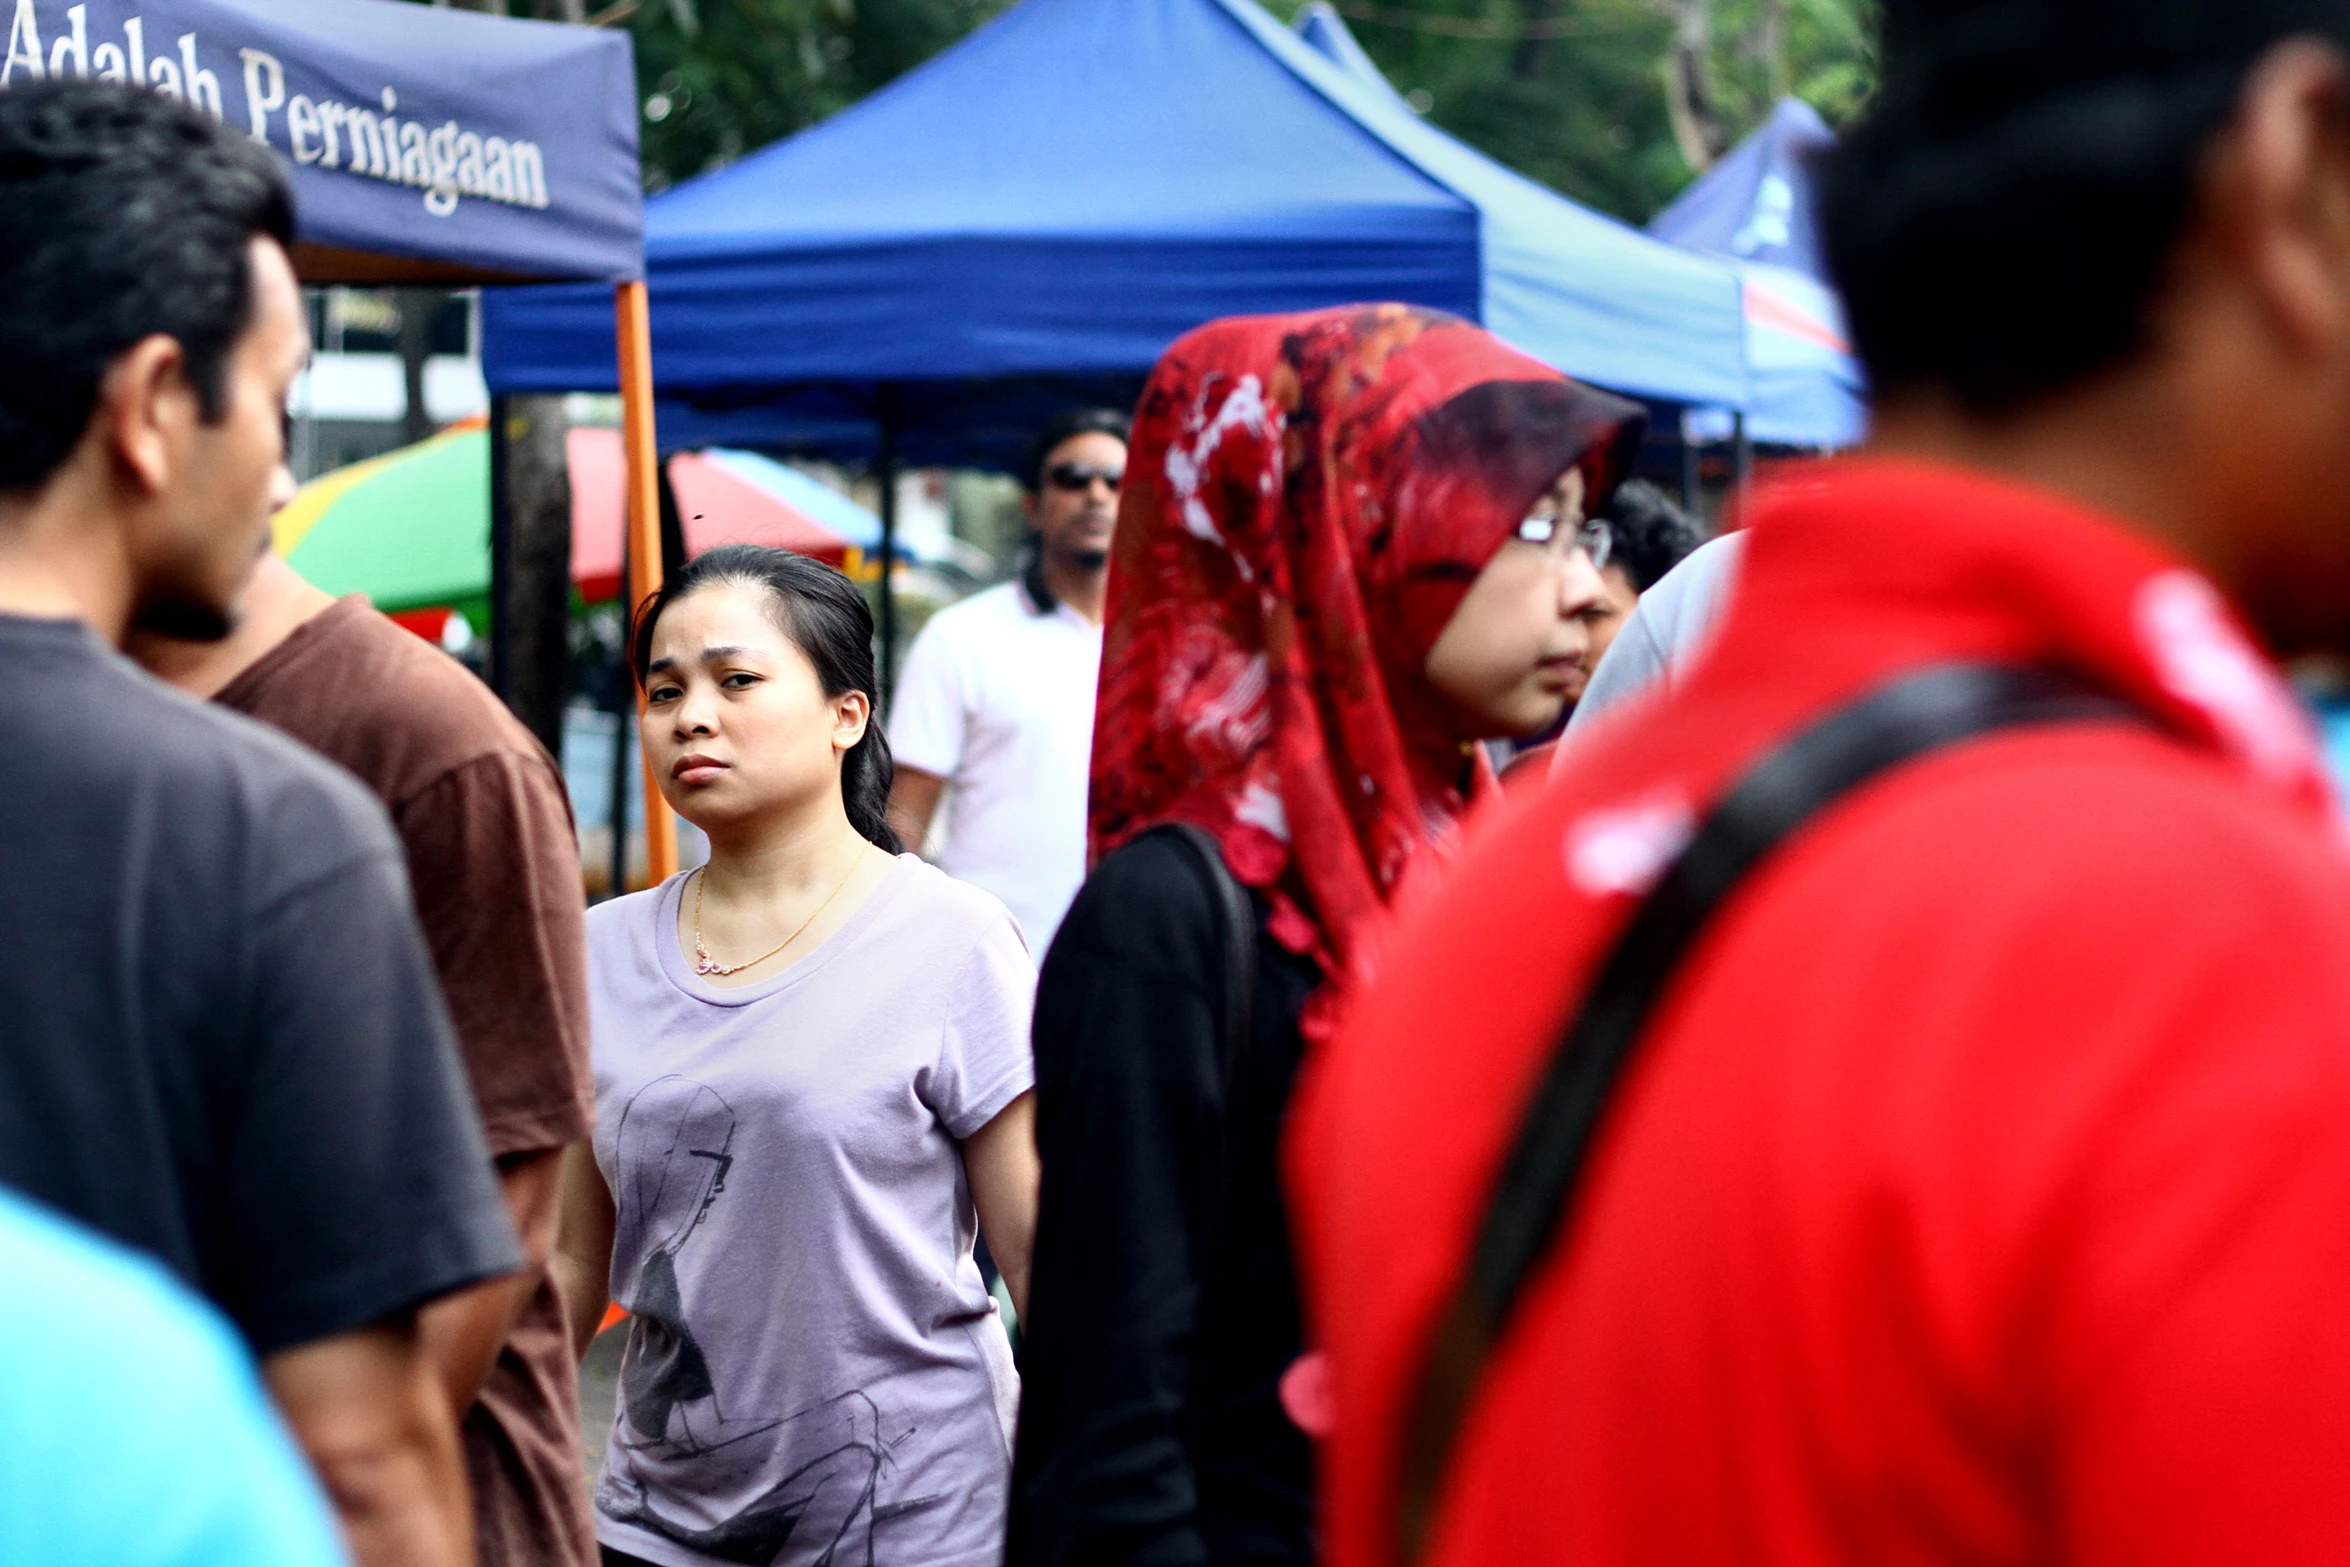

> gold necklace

[{"left": 692, "top": 847, "right": 866, "bottom": 977}]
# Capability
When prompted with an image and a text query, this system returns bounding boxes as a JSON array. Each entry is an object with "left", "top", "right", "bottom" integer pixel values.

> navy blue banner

[{"left": 2, "top": 0, "right": 642, "bottom": 281}]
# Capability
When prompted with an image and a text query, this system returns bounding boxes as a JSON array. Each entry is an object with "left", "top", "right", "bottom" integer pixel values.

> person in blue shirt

[{"left": 0, "top": 1187, "right": 349, "bottom": 1567}]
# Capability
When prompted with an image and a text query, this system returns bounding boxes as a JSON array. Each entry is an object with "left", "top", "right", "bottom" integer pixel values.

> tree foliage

[
  {"left": 419, "top": 0, "right": 1873, "bottom": 222},
  {"left": 622, "top": 0, "right": 1016, "bottom": 191},
  {"left": 1263, "top": 0, "right": 1875, "bottom": 220}
]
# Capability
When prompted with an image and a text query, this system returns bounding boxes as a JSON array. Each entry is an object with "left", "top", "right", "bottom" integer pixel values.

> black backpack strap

[{"left": 1395, "top": 662, "right": 2148, "bottom": 1562}]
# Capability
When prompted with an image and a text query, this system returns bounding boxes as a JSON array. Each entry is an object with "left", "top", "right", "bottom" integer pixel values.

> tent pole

[
  {"left": 488, "top": 392, "right": 515, "bottom": 702},
  {"left": 1679, "top": 408, "right": 1701, "bottom": 518},
  {"left": 1733, "top": 410, "right": 1754, "bottom": 514},
  {"left": 608, "top": 524, "right": 635, "bottom": 905},
  {"left": 617, "top": 280, "right": 678, "bottom": 888},
  {"left": 875, "top": 388, "right": 900, "bottom": 714}
]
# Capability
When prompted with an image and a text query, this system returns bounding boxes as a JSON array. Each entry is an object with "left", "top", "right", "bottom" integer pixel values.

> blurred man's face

[
  {"left": 1027, "top": 430, "right": 1126, "bottom": 573},
  {"left": 126, "top": 236, "right": 307, "bottom": 641}
]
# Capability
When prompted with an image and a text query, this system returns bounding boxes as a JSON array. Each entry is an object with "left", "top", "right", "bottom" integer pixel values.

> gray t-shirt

[
  {"left": 1566, "top": 531, "right": 1748, "bottom": 736},
  {"left": 585, "top": 854, "right": 1037, "bottom": 1567},
  {"left": 0, "top": 614, "right": 517, "bottom": 1356}
]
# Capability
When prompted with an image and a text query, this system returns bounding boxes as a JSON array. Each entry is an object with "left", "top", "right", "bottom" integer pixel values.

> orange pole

[{"left": 616, "top": 280, "right": 678, "bottom": 888}]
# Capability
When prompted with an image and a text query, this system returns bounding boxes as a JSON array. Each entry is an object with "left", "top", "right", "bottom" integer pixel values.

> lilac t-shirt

[{"left": 584, "top": 855, "right": 1036, "bottom": 1567}]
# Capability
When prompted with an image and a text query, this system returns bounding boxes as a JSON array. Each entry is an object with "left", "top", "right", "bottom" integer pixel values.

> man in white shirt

[{"left": 887, "top": 409, "right": 1129, "bottom": 955}]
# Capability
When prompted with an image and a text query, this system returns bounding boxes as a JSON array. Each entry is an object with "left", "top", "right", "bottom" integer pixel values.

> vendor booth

[
  {"left": 1292, "top": 1, "right": 1411, "bottom": 113},
  {"left": 1651, "top": 97, "right": 1867, "bottom": 449},
  {"left": 479, "top": 0, "right": 1751, "bottom": 685},
  {"left": 0, "top": 0, "right": 680, "bottom": 877}
]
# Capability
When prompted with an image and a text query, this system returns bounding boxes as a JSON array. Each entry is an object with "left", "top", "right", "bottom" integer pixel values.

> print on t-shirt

[{"left": 602, "top": 1074, "right": 946, "bottom": 1564}]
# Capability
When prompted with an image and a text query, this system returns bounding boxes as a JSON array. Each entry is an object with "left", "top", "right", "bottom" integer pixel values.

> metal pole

[
  {"left": 607, "top": 531, "right": 633, "bottom": 903},
  {"left": 1679, "top": 407, "right": 1701, "bottom": 516},
  {"left": 487, "top": 392, "right": 514, "bottom": 700},
  {"left": 875, "top": 389, "right": 900, "bottom": 714},
  {"left": 616, "top": 280, "right": 678, "bottom": 887},
  {"left": 1733, "top": 409, "right": 1754, "bottom": 514}
]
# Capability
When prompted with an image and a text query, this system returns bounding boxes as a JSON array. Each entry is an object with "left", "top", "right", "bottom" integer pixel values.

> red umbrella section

[{"left": 571, "top": 429, "right": 855, "bottom": 603}]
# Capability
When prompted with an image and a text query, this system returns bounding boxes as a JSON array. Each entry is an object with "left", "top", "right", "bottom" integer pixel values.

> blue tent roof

[
  {"left": 0, "top": 0, "right": 642, "bottom": 282},
  {"left": 1652, "top": 97, "right": 1833, "bottom": 276},
  {"left": 1651, "top": 97, "right": 1865, "bottom": 448},
  {"left": 481, "top": 0, "right": 1747, "bottom": 467},
  {"left": 1292, "top": 2, "right": 1408, "bottom": 110}
]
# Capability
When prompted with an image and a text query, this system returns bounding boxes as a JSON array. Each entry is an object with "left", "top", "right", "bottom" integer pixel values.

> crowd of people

[{"left": 16, "top": 0, "right": 2350, "bottom": 1563}]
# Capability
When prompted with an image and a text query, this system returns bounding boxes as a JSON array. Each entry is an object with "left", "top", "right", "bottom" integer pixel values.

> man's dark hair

[
  {"left": 1020, "top": 406, "right": 1131, "bottom": 494},
  {"left": 0, "top": 80, "right": 296, "bottom": 492},
  {"left": 1822, "top": 0, "right": 2350, "bottom": 414},
  {"left": 1600, "top": 480, "right": 1706, "bottom": 593}
]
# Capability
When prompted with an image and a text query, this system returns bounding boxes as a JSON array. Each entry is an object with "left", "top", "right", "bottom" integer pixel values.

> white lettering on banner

[
  {"left": 286, "top": 91, "right": 316, "bottom": 162},
  {"left": 239, "top": 44, "right": 280, "bottom": 136},
  {"left": 0, "top": 7, "right": 555, "bottom": 217},
  {"left": 177, "top": 32, "right": 217, "bottom": 116},
  {"left": 346, "top": 106, "right": 385, "bottom": 178},
  {"left": 3, "top": 0, "right": 41, "bottom": 84},
  {"left": 47, "top": 4, "right": 83, "bottom": 76}
]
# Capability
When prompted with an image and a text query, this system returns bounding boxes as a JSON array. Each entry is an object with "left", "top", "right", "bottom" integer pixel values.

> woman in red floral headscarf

[{"left": 1008, "top": 304, "right": 1643, "bottom": 1567}]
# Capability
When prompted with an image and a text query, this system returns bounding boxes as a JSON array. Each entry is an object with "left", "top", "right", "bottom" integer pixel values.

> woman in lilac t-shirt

[{"left": 552, "top": 547, "right": 1040, "bottom": 1567}]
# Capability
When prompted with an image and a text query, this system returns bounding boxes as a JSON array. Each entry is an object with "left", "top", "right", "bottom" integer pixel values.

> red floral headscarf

[{"left": 1092, "top": 304, "right": 1644, "bottom": 1001}]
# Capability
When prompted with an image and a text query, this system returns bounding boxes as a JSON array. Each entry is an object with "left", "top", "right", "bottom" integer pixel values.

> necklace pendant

[{"left": 695, "top": 948, "right": 718, "bottom": 976}]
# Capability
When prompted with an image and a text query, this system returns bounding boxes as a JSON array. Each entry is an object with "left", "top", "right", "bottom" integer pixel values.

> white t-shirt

[{"left": 890, "top": 580, "right": 1101, "bottom": 955}]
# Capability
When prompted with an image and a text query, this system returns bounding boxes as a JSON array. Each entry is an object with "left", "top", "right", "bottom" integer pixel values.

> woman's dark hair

[{"left": 631, "top": 544, "right": 903, "bottom": 853}]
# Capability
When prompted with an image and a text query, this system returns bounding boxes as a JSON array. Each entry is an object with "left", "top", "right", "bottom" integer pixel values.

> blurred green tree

[
  {"left": 421, "top": 0, "right": 1872, "bottom": 221},
  {"left": 1264, "top": 0, "right": 1875, "bottom": 220},
  {"left": 428, "top": 0, "right": 1011, "bottom": 191}
]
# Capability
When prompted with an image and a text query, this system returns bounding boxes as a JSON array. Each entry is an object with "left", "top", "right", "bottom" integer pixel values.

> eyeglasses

[
  {"left": 1047, "top": 462, "right": 1123, "bottom": 494},
  {"left": 1517, "top": 511, "right": 1613, "bottom": 570}
]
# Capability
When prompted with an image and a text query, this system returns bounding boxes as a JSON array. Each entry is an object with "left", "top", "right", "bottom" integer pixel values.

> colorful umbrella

[
  {"left": 277, "top": 423, "right": 873, "bottom": 616},
  {"left": 275, "top": 419, "right": 493, "bottom": 616}
]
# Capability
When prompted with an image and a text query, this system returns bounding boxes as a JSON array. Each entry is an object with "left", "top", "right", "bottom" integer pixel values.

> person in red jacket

[{"left": 1287, "top": 3, "right": 2350, "bottom": 1566}]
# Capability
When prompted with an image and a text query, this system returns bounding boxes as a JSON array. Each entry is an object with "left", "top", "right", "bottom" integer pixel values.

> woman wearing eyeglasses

[{"left": 1006, "top": 305, "right": 1640, "bottom": 1567}]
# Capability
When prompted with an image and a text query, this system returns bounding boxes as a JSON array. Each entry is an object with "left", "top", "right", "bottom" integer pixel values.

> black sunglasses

[{"left": 1047, "top": 462, "right": 1123, "bottom": 494}]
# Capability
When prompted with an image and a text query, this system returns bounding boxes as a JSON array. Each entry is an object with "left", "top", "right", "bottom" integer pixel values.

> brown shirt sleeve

[{"left": 395, "top": 748, "right": 595, "bottom": 1158}]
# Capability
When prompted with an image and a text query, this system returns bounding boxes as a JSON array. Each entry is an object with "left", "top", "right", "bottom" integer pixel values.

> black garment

[
  {"left": 0, "top": 616, "right": 518, "bottom": 1356},
  {"left": 1010, "top": 831, "right": 1322, "bottom": 1567}
]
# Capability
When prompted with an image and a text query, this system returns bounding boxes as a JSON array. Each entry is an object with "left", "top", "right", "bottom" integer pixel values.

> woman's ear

[{"left": 833, "top": 688, "right": 872, "bottom": 754}]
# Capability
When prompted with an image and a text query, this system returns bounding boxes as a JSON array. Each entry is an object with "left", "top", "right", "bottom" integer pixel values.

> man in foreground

[
  {"left": 133, "top": 550, "right": 600, "bottom": 1567},
  {"left": 0, "top": 81, "right": 515, "bottom": 1567},
  {"left": 888, "top": 408, "right": 1128, "bottom": 954},
  {"left": 1292, "top": 3, "right": 2350, "bottom": 1563},
  {"left": 0, "top": 1187, "right": 347, "bottom": 1566}
]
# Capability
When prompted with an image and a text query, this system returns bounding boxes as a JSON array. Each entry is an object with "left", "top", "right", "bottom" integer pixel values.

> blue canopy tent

[
  {"left": 0, "top": 0, "right": 679, "bottom": 875},
  {"left": 1292, "top": 1, "right": 1409, "bottom": 111},
  {"left": 1651, "top": 97, "right": 1867, "bottom": 448},
  {"left": 482, "top": 0, "right": 1748, "bottom": 678}
]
